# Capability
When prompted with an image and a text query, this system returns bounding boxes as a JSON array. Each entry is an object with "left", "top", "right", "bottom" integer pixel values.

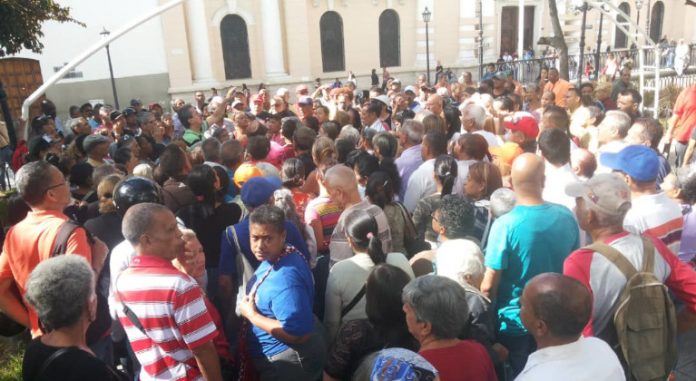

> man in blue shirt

[
  {"left": 218, "top": 176, "right": 309, "bottom": 332},
  {"left": 481, "top": 153, "right": 580, "bottom": 378}
]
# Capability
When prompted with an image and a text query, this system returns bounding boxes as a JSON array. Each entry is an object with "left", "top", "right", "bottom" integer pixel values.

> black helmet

[{"left": 113, "top": 176, "right": 163, "bottom": 216}]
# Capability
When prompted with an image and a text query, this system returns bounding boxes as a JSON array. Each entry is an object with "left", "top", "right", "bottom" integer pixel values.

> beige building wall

[{"left": 160, "top": 0, "right": 696, "bottom": 102}]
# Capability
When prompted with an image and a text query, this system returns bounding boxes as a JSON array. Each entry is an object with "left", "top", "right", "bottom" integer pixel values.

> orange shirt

[
  {"left": 672, "top": 85, "right": 696, "bottom": 143},
  {"left": 544, "top": 79, "right": 572, "bottom": 108},
  {"left": 0, "top": 210, "right": 92, "bottom": 336}
]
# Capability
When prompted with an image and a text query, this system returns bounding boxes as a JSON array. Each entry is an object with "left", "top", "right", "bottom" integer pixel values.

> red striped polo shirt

[
  {"left": 115, "top": 255, "right": 218, "bottom": 381},
  {"left": 623, "top": 192, "right": 683, "bottom": 255},
  {"left": 563, "top": 232, "right": 696, "bottom": 342}
]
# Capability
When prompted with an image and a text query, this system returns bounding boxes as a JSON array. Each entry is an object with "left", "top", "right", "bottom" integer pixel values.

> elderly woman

[
  {"left": 239, "top": 205, "right": 326, "bottom": 381},
  {"left": 22, "top": 255, "right": 124, "bottom": 380},
  {"left": 402, "top": 275, "right": 497, "bottom": 381}
]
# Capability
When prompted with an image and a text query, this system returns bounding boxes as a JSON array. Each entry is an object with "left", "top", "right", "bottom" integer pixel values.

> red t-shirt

[
  {"left": 420, "top": 340, "right": 497, "bottom": 381},
  {"left": 672, "top": 85, "right": 696, "bottom": 143}
]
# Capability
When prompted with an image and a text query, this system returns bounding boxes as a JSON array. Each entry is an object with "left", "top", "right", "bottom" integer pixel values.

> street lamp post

[
  {"left": 577, "top": 2, "right": 589, "bottom": 86},
  {"left": 478, "top": 0, "right": 484, "bottom": 80},
  {"left": 594, "top": 7, "right": 605, "bottom": 80},
  {"left": 635, "top": 0, "right": 643, "bottom": 46},
  {"left": 100, "top": 27, "right": 120, "bottom": 110},
  {"left": 422, "top": 7, "right": 432, "bottom": 85}
]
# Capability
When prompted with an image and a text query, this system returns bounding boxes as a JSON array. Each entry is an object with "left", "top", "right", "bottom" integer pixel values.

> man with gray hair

[
  {"left": 395, "top": 119, "right": 425, "bottom": 201},
  {"left": 625, "top": 117, "right": 671, "bottom": 185},
  {"left": 116, "top": 203, "right": 223, "bottom": 381},
  {"left": 596, "top": 110, "right": 631, "bottom": 173},
  {"left": 402, "top": 275, "right": 497, "bottom": 380},
  {"left": 0, "top": 160, "right": 107, "bottom": 338},
  {"left": 460, "top": 103, "right": 500, "bottom": 148}
]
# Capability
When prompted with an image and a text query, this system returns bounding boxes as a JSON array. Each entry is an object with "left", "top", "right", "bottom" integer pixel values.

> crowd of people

[{"left": 1, "top": 65, "right": 696, "bottom": 381}]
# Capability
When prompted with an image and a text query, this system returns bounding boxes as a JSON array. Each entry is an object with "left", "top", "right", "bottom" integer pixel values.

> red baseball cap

[{"left": 503, "top": 112, "right": 539, "bottom": 140}]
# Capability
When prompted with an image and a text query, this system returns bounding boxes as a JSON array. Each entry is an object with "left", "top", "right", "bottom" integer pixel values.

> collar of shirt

[
  {"left": 25, "top": 209, "right": 68, "bottom": 222},
  {"left": 129, "top": 255, "right": 176, "bottom": 269}
]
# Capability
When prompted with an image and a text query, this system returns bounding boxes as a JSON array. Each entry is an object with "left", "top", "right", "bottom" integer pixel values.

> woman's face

[
  {"left": 250, "top": 223, "right": 286, "bottom": 262},
  {"left": 464, "top": 172, "right": 485, "bottom": 200}
]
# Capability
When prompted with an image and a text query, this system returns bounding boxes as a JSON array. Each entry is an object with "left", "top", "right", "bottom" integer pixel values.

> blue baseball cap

[
  {"left": 240, "top": 176, "right": 282, "bottom": 208},
  {"left": 599, "top": 145, "right": 659, "bottom": 182}
]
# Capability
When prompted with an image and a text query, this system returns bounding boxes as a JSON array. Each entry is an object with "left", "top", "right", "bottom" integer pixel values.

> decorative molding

[{"left": 212, "top": 4, "right": 255, "bottom": 25}]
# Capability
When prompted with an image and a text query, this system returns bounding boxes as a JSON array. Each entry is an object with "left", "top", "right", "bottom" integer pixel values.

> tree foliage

[
  {"left": 547, "top": 0, "right": 570, "bottom": 80},
  {"left": 0, "top": 0, "right": 84, "bottom": 57}
]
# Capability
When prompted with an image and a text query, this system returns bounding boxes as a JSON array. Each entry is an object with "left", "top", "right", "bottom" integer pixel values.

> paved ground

[{"left": 675, "top": 329, "right": 696, "bottom": 380}]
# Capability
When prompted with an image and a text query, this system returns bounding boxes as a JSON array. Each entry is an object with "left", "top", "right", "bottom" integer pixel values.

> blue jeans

[{"left": 498, "top": 333, "right": 536, "bottom": 379}]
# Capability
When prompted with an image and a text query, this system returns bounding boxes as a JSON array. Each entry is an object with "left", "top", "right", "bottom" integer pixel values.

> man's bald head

[
  {"left": 571, "top": 148, "right": 597, "bottom": 179},
  {"left": 511, "top": 153, "right": 545, "bottom": 196},
  {"left": 323, "top": 165, "right": 359, "bottom": 208},
  {"left": 523, "top": 273, "right": 591, "bottom": 339},
  {"left": 426, "top": 94, "right": 444, "bottom": 115}
]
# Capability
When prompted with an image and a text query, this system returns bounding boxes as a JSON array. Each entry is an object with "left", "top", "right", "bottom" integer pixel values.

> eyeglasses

[
  {"left": 431, "top": 212, "right": 440, "bottom": 223},
  {"left": 44, "top": 179, "right": 68, "bottom": 194}
]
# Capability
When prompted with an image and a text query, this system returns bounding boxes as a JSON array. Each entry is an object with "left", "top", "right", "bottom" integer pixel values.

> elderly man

[
  {"left": 116, "top": 203, "right": 222, "bottom": 381},
  {"left": 0, "top": 161, "right": 107, "bottom": 338},
  {"left": 570, "top": 148, "right": 597, "bottom": 181},
  {"left": 601, "top": 145, "right": 683, "bottom": 255},
  {"left": 83, "top": 134, "right": 112, "bottom": 168},
  {"left": 460, "top": 103, "right": 500, "bottom": 148},
  {"left": 596, "top": 110, "right": 631, "bottom": 172},
  {"left": 425, "top": 94, "right": 444, "bottom": 116},
  {"left": 395, "top": 120, "right": 425, "bottom": 201},
  {"left": 543, "top": 68, "right": 572, "bottom": 108},
  {"left": 516, "top": 273, "right": 624, "bottom": 380},
  {"left": 564, "top": 173, "right": 696, "bottom": 380},
  {"left": 324, "top": 165, "right": 391, "bottom": 264},
  {"left": 481, "top": 153, "right": 580, "bottom": 377}
]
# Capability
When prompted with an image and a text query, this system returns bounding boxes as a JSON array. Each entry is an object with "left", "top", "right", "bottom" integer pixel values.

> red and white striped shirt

[
  {"left": 563, "top": 232, "right": 696, "bottom": 342},
  {"left": 115, "top": 255, "right": 218, "bottom": 381}
]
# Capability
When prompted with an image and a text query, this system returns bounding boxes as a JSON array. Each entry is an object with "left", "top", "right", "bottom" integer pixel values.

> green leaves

[{"left": 0, "top": 0, "right": 84, "bottom": 57}]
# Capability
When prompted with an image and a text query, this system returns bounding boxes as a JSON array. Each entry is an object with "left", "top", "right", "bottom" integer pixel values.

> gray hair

[
  {"left": 16, "top": 160, "right": 54, "bottom": 206},
  {"left": 461, "top": 103, "right": 487, "bottom": 130},
  {"left": 122, "top": 203, "right": 171, "bottom": 244},
  {"left": 594, "top": 206, "right": 629, "bottom": 228},
  {"left": 402, "top": 275, "right": 469, "bottom": 339},
  {"left": 400, "top": 119, "right": 425, "bottom": 145},
  {"left": 338, "top": 125, "right": 361, "bottom": 147},
  {"left": 65, "top": 117, "right": 86, "bottom": 133},
  {"left": 207, "top": 96, "right": 225, "bottom": 113},
  {"left": 24, "top": 255, "right": 93, "bottom": 331},
  {"left": 489, "top": 187, "right": 516, "bottom": 217},
  {"left": 600, "top": 110, "right": 632, "bottom": 139},
  {"left": 435, "top": 240, "right": 485, "bottom": 287}
]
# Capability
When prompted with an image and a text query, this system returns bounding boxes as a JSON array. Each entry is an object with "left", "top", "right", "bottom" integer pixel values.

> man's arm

[
  {"left": 480, "top": 268, "right": 502, "bottom": 301},
  {"left": 0, "top": 277, "right": 29, "bottom": 327},
  {"left": 682, "top": 138, "right": 695, "bottom": 168},
  {"left": 191, "top": 341, "right": 223, "bottom": 381}
]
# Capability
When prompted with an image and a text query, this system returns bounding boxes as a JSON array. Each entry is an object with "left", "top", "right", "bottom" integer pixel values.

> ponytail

[
  {"left": 345, "top": 210, "right": 385, "bottom": 264},
  {"left": 367, "top": 232, "right": 386, "bottom": 265},
  {"left": 434, "top": 154, "right": 459, "bottom": 197}
]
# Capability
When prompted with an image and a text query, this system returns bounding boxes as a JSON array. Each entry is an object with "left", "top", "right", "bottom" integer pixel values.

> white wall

[{"left": 13, "top": 0, "right": 168, "bottom": 83}]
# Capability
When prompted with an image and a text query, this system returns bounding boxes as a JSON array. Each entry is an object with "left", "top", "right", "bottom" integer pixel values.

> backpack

[{"left": 588, "top": 236, "right": 677, "bottom": 381}]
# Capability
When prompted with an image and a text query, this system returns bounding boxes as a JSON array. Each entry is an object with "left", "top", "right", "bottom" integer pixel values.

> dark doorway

[
  {"left": 500, "top": 6, "right": 535, "bottom": 57},
  {"left": 649, "top": 1, "right": 664, "bottom": 43},
  {"left": 320, "top": 11, "right": 345, "bottom": 72},
  {"left": 614, "top": 2, "right": 630, "bottom": 49},
  {"left": 379, "top": 9, "right": 401, "bottom": 67},
  {"left": 220, "top": 14, "right": 251, "bottom": 79}
]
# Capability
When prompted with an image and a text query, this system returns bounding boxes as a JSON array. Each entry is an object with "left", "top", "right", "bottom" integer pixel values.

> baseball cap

[
  {"left": 82, "top": 134, "right": 111, "bottom": 153},
  {"left": 599, "top": 145, "right": 659, "bottom": 182},
  {"left": 489, "top": 142, "right": 523, "bottom": 166},
  {"left": 233, "top": 163, "right": 263, "bottom": 188},
  {"left": 504, "top": 112, "right": 539, "bottom": 140},
  {"left": 492, "top": 71, "right": 507, "bottom": 80},
  {"left": 298, "top": 96, "right": 313, "bottom": 106},
  {"left": 231, "top": 100, "right": 244, "bottom": 110},
  {"left": 404, "top": 85, "right": 417, "bottom": 94},
  {"left": 565, "top": 173, "right": 632, "bottom": 216},
  {"left": 241, "top": 176, "right": 282, "bottom": 208},
  {"left": 372, "top": 95, "right": 390, "bottom": 106},
  {"left": 110, "top": 111, "right": 123, "bottom": 122},
  {"left": 130, "top": 98, "right": 142, "bottom": 107},
  {"left": 123, "top": 107, "right": 137, "bottom": 117},
  {"left": 28, "top": 135, "right": 56, "bottom": 158}
]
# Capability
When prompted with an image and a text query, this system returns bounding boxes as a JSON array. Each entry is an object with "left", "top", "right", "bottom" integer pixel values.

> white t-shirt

[
  {"left": 516, "top": 337, "right": 625, "bottom": 381},
  {"left": 472, "top": 129, "right": 502, "bottom": 148},
  {"left": 542, "top": 161, "right": 580, "bottom": 211},
  {"left": 624, "top": 192, "right": 684, "bottom": 255},
  {"left": 596, "top": 140, "right": 627, "bottom": 174},
  {"left": 403, "top": 159, "right": 436, "bottom": 212}
]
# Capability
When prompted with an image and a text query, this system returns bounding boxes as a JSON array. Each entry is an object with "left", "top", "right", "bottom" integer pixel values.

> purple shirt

[
  {"left": 396, "top": 144, "right": 423, "bottom": 201},
  {"left": 680, "top": 204, "right": 696, "bottom": 263}
]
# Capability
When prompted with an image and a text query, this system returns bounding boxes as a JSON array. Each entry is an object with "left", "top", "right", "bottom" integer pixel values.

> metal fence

[{"left": 490, "top": 44, "right": 696, "bottom": 84}]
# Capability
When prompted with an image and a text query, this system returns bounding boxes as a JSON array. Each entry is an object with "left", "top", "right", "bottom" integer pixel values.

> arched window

[
  {"left": 614, "top": 2, "right": 630, "bottom": 49},
  {"left": 379, "top": 9, "right": 401, "bottom": 68},
  {"left": 650, "top": 1, "right": 665, "bottom": 43},
  {"left": 320, "top": 11, "right": 345, "bottom": 72},
  {"left": 220, "top": 15, "right": 251, "bottom": 79}
]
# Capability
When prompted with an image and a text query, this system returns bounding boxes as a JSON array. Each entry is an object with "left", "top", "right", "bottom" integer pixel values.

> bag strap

[
  {"left": 586, "top": 242, "right": 639, "bottom": 279},
  {"left": 114, "top": 273, "right": 147, "bottom": 336},
  {"left": 34, "top": 347, "right": 76, "bottom": 381},
  {"left": 640, "top": 236, "right": 655, "bottom": 273},
  {"left": 341, "top": 284, "right": 367, "bottom": 319},
  {"left": 51, "top": 221, "right": 81, "bottom": 258},
  {"left": 395, "top": 202, "right": 417, "bottom": 237}
]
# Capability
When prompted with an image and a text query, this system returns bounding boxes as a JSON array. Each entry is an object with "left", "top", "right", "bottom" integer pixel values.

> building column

[
  {"left": 261, "top": 0, "right": 287, "bottom": 78},
  {"left": 184, "top": 0, "right": 214, "bottom": 83},
  {"left": 458, "top": 0, "right": 476, "bottom": 64}
]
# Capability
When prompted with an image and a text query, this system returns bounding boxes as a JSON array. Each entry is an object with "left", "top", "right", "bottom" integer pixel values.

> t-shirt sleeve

[
  {"left": 271, "top": 284, "right": 314, "bottom": 337},
  {"left": 66, "top": 228, "right": 93, "bottom": 264},
  {"left": 563, "top": 249, "right": 595, "bottom": 336},
  {"left": 173, "top": 280, "right": 218, "bottom": 349},
  {"left": 218, "top": 227, "right": 237, "bottom": 276},
  {"left": 0, "top": 237, "right": 12, "bottom": 279},
  {"left": 484, "top": 218, "right": 510, "bottom": 271}
]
